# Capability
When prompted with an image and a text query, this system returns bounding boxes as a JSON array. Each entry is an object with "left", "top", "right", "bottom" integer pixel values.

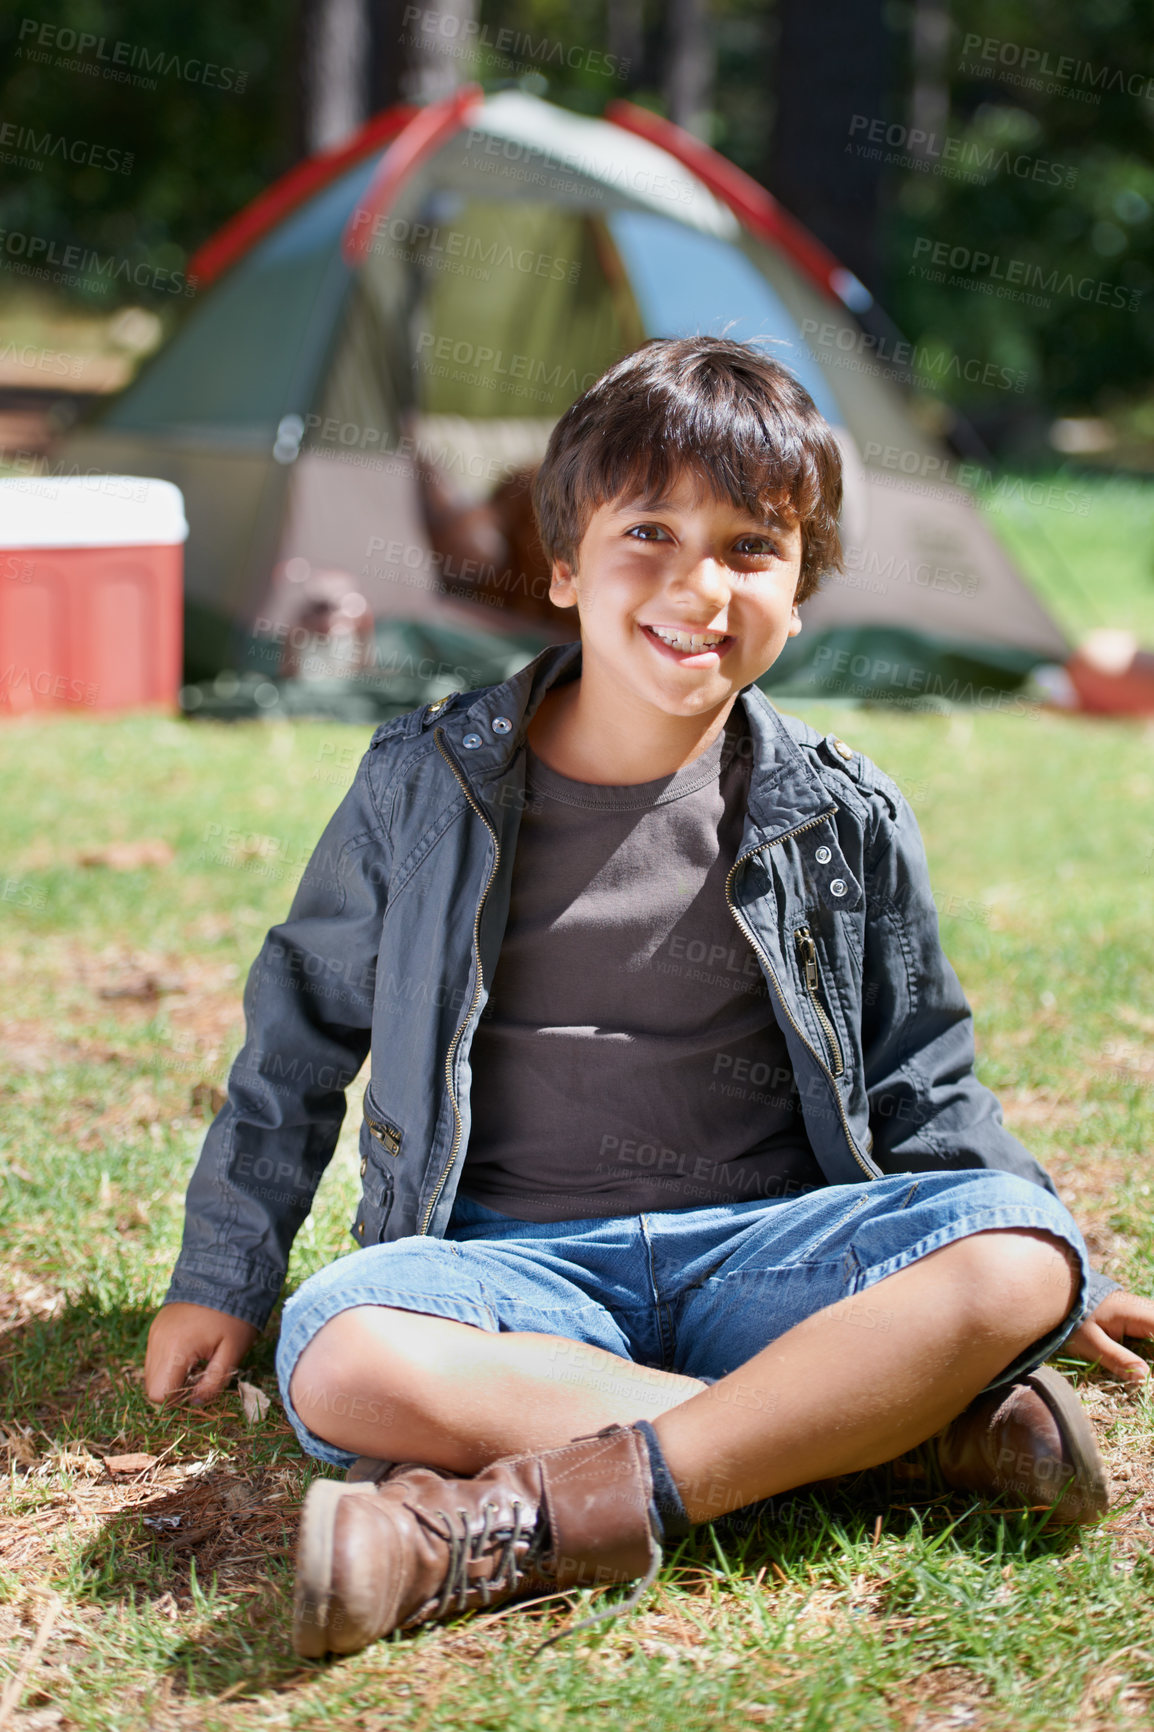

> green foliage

[
  {"left": 0, "top": 0, "right": 297, "bottom": 301},
  {"left": 886, "top": 0, "right": 1154, "bottom": 413}
]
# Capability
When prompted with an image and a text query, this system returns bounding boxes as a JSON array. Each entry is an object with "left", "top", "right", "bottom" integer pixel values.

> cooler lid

[{"left": 0, "top": 476, "right": 189, "bottom": 547}]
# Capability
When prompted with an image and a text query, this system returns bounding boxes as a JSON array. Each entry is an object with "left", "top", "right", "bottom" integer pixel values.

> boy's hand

[
  {"left": 144, "top": 1303, "right": 260, "bottom": 1407},
  {"left": 1063, "top": 1290, "right": 1154, "bottom": 1389}
]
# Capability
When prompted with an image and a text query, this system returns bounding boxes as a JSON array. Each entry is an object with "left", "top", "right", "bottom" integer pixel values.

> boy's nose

[{"left": 670, "top": 556, "right": 731, "bottom": 607}]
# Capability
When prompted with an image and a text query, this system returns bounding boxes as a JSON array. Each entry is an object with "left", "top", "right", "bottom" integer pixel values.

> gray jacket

[{"left": 165, "top": 640, "right": 1117, "bottom": 1327}]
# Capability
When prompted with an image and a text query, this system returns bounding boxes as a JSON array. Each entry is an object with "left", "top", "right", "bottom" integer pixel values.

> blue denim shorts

[{"left": 276, "top": 1168, "right": 1092, "bottom": 1468}]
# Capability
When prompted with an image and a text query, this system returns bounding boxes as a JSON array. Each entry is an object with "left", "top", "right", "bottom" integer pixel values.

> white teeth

[{"left": 649, "top": 627, "right": 727, "bottom": 651}]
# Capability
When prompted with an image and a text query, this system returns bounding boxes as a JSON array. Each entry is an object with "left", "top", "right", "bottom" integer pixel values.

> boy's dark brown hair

[{"left": 532, "top": 335, "right": 843, "bottom": 605}]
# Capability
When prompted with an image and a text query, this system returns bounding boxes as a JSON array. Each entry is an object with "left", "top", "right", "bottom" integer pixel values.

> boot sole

[
  {"left": 294, "top": 1479, "right": 375, "bottom": 1658},
  {"left": 1021, "top": 1364, "right": 1109, "bottom": 1523}
]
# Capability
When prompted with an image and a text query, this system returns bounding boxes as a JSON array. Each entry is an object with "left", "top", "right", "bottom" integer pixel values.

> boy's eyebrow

[{"left": 608, "top": 496, "right": 792, "bottom": 530}]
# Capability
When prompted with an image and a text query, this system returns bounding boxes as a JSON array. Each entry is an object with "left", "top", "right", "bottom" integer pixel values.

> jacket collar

[{"left": 441, "top": 640, "right": 835, "bottom": 847}]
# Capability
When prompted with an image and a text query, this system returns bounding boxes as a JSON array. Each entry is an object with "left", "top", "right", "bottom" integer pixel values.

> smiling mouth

[{"left": 641, "top": 623, "right": 734, "bottom": 659}]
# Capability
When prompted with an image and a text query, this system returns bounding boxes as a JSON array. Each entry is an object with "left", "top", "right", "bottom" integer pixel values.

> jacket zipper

[
  {"left": 419, "top": 728, "right": 501, "bottom": 1234},
  {"left": 724, "top": 813, "right": 879, "bottom": 1181},
  {"left": 366, "top": 1113, "right": 401, "bottom": 1155},
  {"left": 794, "top": 925, "right": 844, "bottom": 1077}
]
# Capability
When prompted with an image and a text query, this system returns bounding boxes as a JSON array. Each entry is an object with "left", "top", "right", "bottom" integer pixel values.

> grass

[
  {"left": 1, "top": 696, "right": 1154, "bottom": 1731},
  {"left": 976, "top": 469, "right": 1154, "bottom": 646}
]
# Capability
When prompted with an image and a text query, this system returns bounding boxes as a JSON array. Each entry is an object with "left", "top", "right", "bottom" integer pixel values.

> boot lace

[
  {"left": 423, "top": 1497, "right": 548, "bottom": 1618},
  {"left": 530, "top": 1515, "right": 663, "bottom": 1657},
  {"left": 418, "top": 1498, "right": 664, "bottom": 1650}
]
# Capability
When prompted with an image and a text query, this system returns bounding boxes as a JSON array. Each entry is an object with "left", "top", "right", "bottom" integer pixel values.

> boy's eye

[
  {"left": 625, "top": 523, "right": 669, "bottom": 541},
  {"left": 733, "top": 536, "right": 779, "bottom": 557}
]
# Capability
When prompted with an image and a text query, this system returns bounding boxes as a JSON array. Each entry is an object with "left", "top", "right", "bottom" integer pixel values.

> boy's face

[{"left": 548, "top": 468, "right": 804, "bottom": 720}]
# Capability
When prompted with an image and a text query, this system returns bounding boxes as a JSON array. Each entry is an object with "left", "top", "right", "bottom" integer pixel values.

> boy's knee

[
  {"left": 961, "top": 1226, "right": 1080, "bottom": 1327},
  {"left": 289, "top": 1334, "right": 342, "bottom": 1426},
  {"left": 288, "top": 1313, "right": 372, "bottom": 1423}
]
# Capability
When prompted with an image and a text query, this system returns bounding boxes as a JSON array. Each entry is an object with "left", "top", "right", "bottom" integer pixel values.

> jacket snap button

[
  {"left": 815, "top": 845, "right": 832, "bottom": 864},
  {"left": 830, "top": 878, "right": 848, "bottom": 896},
  {"left": 462, "top": 732, "right": 483, "bottom": 749},
  {"left": 491, "top": 715, "right": 512, "bottom": 733}
]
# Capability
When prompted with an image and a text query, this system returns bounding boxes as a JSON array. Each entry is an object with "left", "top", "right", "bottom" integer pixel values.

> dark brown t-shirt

[{"left": 459, "top": 703, "right": 828, "bottom": 1220}]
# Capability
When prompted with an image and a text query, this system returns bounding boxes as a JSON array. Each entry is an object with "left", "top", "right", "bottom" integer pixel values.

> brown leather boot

[
  {"left": 345, "top": 1456, "right": 399, "bottom": 1484},
  {"left": 293, "top": 1424, "right": 660, "bottom": 1657},
  {"left": 937, "top": 1364, "right": 1108, "bottom": 1524}
]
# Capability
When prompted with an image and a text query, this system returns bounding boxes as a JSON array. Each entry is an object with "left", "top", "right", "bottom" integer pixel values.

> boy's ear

[
  {"left": 787, "top": 603, "right": 803, "bottom": 637},
  {"left": 550, "top": 559, "right": 579, "bottom": 609}
]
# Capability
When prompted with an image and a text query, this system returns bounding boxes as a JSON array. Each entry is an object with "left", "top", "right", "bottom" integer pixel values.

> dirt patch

[{"left": 0, "top": 1435, "right": 303, "bottom": 1597}]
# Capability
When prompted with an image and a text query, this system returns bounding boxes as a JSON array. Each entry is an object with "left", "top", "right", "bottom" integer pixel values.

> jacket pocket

[
  {"left": 353, "top": 1088, "right": 403, "bottom": 1244},
  {"left": 352, "top": 1161, "right": 395, "bottom": 1246}
]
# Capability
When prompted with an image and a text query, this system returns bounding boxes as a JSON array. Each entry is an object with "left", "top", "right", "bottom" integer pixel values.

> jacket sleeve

[
  {"left": 859, "top": 785, "right": 1119, "bottom": 1313},
  {"left": 163, "top": 738, "right": 394, "bottom": 1329}
]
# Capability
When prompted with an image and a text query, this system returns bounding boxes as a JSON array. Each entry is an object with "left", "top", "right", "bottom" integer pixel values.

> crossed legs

[{"left": 290, "top": 1226, "right": 1079, "bottom": 1522}]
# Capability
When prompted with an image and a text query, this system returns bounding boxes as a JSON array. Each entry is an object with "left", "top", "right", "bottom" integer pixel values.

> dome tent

[{"left": 61, "top": 86, "right": 1069, "bottom": 715}]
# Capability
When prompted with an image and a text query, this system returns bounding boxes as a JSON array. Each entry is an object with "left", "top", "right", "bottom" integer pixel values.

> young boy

[{"left": 146, "top": 337, "right": 1154, "bottom": 1658}]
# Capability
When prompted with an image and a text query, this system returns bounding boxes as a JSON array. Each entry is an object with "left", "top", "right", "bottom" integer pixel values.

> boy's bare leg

[
  {"left": 291, "top": 1308, "right": 707, "bottom": 1471},
  {"left": 290, "top": 1226, "right": 1079, "bottom": 1513},
  {"left": 657, "top": 1226, "right": 1080, "bottom": 1521}
]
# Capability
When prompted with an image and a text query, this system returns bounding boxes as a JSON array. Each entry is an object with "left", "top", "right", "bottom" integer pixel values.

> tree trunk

[
  {"left": 909, "top": 0, "right": 949, "bottom": 159},
  {"left": 296, "top": 0, "right": 371, "bottom": 156},
  {"left": 664, "top": 0, "right": 715, "bottom": 139},
  {"left": 608, "top": 0, "right": 645, "bottom": 91},
  {"left": 769, "top": 0, "right": 896, "bottom": 297},
  {"left": 402, "top": 0, "right": 479, "bottom": 103},
  {"left": 368, "top": 0, "right": 418, "bottom": 112},
  {"left": 295, "top": 0, "right": 479, "bottom": 159}
]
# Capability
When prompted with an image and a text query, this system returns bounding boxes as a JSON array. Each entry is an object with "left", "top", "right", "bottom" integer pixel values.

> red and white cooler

[{"left": 0, "top": 475, "right": 187, "bottom": 715}]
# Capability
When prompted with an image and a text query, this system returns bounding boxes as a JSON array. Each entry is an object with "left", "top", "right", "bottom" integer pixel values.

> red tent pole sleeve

[
  {"left": 604, "top": 98, "right": 854, "bottom": 308},
  {"left": 341, "top": 84, "right": 485, "bottom": 267},
  {"left": 189, "top": 106, "right": 417, "bottom": 290}
]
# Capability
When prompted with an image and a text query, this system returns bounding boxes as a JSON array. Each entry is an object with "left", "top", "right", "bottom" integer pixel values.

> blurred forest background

[{"left": 1, "top": 0, "right": 1153, "bottom": 462}]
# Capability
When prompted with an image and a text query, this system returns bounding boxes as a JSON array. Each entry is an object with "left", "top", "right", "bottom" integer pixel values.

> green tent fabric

[{"left": 180, "top": 617, "right": 554, "bottom": 722}]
